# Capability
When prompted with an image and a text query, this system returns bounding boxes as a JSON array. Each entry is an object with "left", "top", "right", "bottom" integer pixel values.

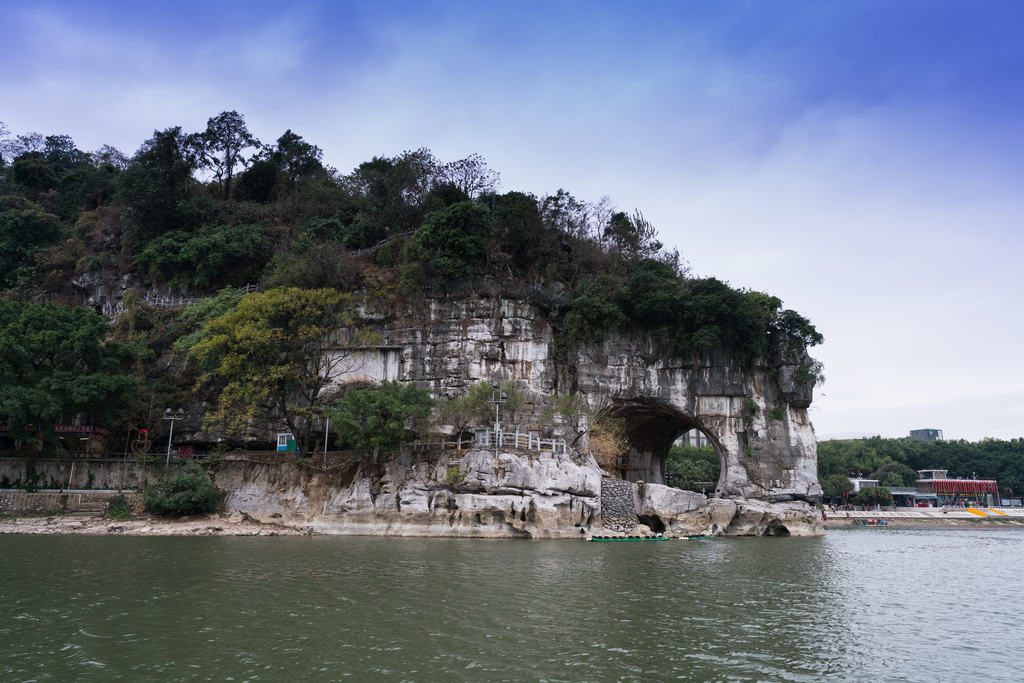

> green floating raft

[{"left": 589, "top": 536, "right": 669, "bottom": 542}]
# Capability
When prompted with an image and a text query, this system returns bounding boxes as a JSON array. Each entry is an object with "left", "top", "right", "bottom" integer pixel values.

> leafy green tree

[
  {"left": 464, "top": 380, "right": 527, "bottom": 427},
  {"left": 329, "top": 380, "right": 434, "bottom": 458},
  {"left": 852, "top": 486, "right": 892, "bottom": 507},
  {"left": 234, "top": 159, "right": 279, "bottom": 203},
  {"left": 190, "top": 287, "right": 378, "bottom": 457},
  {"left": 135, "top": 223, "right": 270, "bottom": 289},
  {"left": 605, "top": 210, "right": 661, "bottom": 259},
  {"left": 0, "top": 196, "right": 61, "bottom": 286},
  {"left": 0, "top": 301, "right": 147, "bottom": 448},
  {"left": 11, "top": 153, "right": 59, "bottom": 195},
  {"left": 173, "top": 286, "right": 247, "bottom": 356},
  {"left": 665, "top": 443, "right": 720, "bottom": 491},
  {"left": 270, "top": 129, "right": 324, "bottom": 192},
  {"left": 143, "top": 463, "right": 222, "bottom": 516},
  {"left": 562, "top": 280, "right": 628, "bottom": 346},
  {"left": 492, "top": 191, "right": 553, "bottom": 273},
  {"left": 200, "top": 111, "right": 260, "bottom": 199},
  {"left": 346, "top": 148, "right": 438, "bottom": 244},
  {"left": 821, "top": 473, "right": 854, "bottom": 502},
  {"left": 408, "top": 200, "right": 490, "bottom": 278},
  {"left": 117, "top": 126, "right": 204, "bottom": 239}
]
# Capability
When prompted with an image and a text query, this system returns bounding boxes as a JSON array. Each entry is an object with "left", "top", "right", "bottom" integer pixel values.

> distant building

[
  {"left": 915, "top": 469, "right": 999, "bottom": 507},
  {"left": 677, "top": 428, "right": 710, "bottom": 448},
  {"left": 849, "top": 478, "right": 879, "bottom": 493},
  {"left": 910, "top": 429, "right": 943, "bottom": 442}
]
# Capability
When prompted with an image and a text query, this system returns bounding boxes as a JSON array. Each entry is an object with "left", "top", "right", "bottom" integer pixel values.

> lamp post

[
  {"left": 488, "top": 382, "right": 507, "bottom": 458},
  {"left": 163, "top": 408, "right": 185, "bottom": 476}
]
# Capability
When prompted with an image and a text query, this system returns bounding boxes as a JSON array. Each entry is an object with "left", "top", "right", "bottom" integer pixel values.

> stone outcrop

[
  {"left": 146, "top": 288, "right": 823, "bottom": 536},
  {"left": 50, "top": 275, "right": 827, "bottom": 537}
]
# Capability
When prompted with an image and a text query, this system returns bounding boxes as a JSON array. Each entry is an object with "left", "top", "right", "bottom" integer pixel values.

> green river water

[{"left": 1, "top": 529, "right": 1019, "bottom": 682}]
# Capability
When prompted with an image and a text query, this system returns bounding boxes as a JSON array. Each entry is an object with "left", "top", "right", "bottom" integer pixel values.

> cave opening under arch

[{"left": 604, "top": 398, "right": 724, "bottom": 491}]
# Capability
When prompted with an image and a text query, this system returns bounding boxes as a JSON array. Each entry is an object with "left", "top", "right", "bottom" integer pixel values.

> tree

[
  {"left": 588, "top": 416, "right": 630, "bottom": 473},
  {"left": 143, "top": 463, "right": 222, "bottom": 516},
  {"left": 852, "top": 486, "right": 892, "bottom": 507},
  {"left": 0, "top": 301, "right": 147, "bottom": 449},
  {"left": 328, "top": 380, "right": 434, "bottom": 458},
  {"left": 117, "top": 126, "right": 204, "bottom": 239},
  {"left": 541, "top": 394, "right": 592, "bottom": 447},
  {"left": 462, "top": 380, "right": 527, "bottom": 427},
  {"left": 666, "top": 443, "right": 720, "bottom": 491},
  {"left": 408, "top": 200, "right": 491, "bottom": 278},
  {"left": 201, "top": 111, "right": 260, "bottom": 199},
  {"left": 0, "top": 196, "right": 62, "bottom": 286},
  {"left": 436, "top": 153, "right": 500, "bottom": 198},
  {"left": 821, "top": 473, "right": 854, "bottom": 503},
  {"left": 270, "top": 129, "right": 324, "bottom": 191},
  {"left": 190, "top": 287, "right": 378, "bottom": 457}
]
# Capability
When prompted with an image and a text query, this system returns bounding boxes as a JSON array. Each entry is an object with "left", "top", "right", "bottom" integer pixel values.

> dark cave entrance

[{"left": 604, "top": 399, "right": 724, "bottom": 492}]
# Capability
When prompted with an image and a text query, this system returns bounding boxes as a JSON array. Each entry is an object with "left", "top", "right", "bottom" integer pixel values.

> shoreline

[
  {"left": 4, "top": 511, "right": 1023, "bottom": 536},
  {"left": 0, "top": 511, "right": 314, "bottom": 536}
]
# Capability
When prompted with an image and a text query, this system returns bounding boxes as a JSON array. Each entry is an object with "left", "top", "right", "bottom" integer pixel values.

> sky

[{"left": 2, "top": 0, "right": 1022, "bottom": 441}]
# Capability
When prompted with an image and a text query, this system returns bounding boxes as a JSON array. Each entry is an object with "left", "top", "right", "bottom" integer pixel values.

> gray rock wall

[{"left": 337, "top": 294, "right": 823, "bottom": 505}]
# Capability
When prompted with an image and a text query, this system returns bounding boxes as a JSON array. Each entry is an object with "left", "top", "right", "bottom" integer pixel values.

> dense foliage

[
  {"left": 0, "top": 113, "right": 822, "bottom": 370},
  {"left": 818, "top": 437, "right": 1024, "bottom": 498},
  {"left": 852, "top": 486, "right": 892, "bottom": 507},
  {"left": 0, "top": 300, "right": 148, "bottom": 448},
  {"left": 143, "top": 463, "right": 222, "bottom": 516},
  {"left": 666, "top": 444, "right": 720, "bottom": 492},
  {"left": 0, "top": 113, "right": 827, "bottom": 461},
  {"left": 329, "top": 380, "right": 434, "bottom": 456},
  {"left": 189, "top": 287, "right": 378, "bottom": 457}
]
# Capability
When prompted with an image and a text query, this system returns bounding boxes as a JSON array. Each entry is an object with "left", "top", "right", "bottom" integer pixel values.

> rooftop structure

[{"left": 910, "top": 429, "right": 943, "bottom": 442}]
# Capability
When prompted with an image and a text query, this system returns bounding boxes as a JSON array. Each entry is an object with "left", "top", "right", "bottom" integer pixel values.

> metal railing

[{"left": 146, "top": 283, "right": 261, "bottom": 309}]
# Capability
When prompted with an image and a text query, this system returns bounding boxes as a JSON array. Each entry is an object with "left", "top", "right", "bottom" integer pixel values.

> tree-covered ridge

[
  {"left": 818, "top": 436, "right": 1024, "bottom": 499},
  {"left": 0, "top": 111, "right": 822, "bottom": 371}
]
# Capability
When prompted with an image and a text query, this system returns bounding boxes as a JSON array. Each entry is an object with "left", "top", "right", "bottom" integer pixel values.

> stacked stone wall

[
  {"left": 0, "top": 491, "right": 142, "bottom": 516},
  {"left": 600, "top": 477, "right": 639, "bottom": 534}
]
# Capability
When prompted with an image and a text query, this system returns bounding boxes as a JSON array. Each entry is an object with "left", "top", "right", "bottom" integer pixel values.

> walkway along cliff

[{"left": 179, "top": 290, "right": 825, "bottom": 538}]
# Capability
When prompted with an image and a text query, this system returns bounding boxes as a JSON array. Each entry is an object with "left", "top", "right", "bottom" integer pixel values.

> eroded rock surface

[{"left": 209, "top": 451, "right": 822, "bottom": 538}]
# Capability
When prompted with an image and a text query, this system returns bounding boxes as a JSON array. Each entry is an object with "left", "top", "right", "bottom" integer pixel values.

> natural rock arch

[{"left": 602, "top": 398, "right": 724, "bottom": 487}]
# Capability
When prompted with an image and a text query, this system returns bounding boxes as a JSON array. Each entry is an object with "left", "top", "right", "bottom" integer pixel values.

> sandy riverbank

[{"left": 0, "top": 511, "right": 314, "bottom": 536}]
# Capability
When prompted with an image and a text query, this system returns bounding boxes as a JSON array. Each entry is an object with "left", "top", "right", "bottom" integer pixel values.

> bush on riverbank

[
  {"left": 106, "top": 494, "right": 135, "bottom": 521},
  {"left": 143, "top": 464, "right": 222, "bottom": 517}
]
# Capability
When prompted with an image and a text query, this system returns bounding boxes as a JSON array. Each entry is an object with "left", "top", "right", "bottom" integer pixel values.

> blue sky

[{"left": 3, "top": 1, "right": 1023, "bottom": 441}]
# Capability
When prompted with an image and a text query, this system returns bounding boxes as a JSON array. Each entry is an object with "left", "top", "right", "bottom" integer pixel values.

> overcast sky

[{"left": 2, "top": 1, "right": 1022, "bottom": 441}]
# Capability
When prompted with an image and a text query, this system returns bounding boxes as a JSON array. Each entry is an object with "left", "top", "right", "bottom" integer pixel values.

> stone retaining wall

[
  {"left": 0, "top": 491, "right": 143, "bottom": 516},
  {"left": 601, "top": 477, "right": 639, "bottom": 533}
]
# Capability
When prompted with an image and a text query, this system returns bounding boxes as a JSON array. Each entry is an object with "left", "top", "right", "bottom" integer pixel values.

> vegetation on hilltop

[
  {"left": 818, "top": 436, "right": 1024, "bottom": 500},
  {"left": 0, "top": 112, "right": 826, "bottom": 452}
]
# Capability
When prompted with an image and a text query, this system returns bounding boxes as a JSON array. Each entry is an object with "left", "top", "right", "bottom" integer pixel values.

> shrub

[
  {"left": 143, "top": 463, "right": 222, "bottom": 517},
  {"left": 852, "top": 486, "right": 892, "bottom": 507},
  {"left": 107, "top": 494, "right": 134, "bottom": 520},
  {"left": 445, "top": 465, "right": 462, "bottom": 485}
]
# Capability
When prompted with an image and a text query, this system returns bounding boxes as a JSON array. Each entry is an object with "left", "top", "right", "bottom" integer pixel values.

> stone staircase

[{"left": 66, "top": 497, "right": 107, "bottom": 520}]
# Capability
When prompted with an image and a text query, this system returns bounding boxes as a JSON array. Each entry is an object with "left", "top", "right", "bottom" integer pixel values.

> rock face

[
  {"left": 161, "top": 289, "right": 823, "bottom": 537},
  {"left": 334, "top": 293, "right": 823, "bottom": 505},
  {"left": 207, "top": 450, "right": 821, "bottom": 538}
]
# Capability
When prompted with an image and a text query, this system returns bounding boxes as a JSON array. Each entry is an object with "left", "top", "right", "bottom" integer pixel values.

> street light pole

[
  {"left": 163, "top": 408, "right": 185, "bottom": 476},
  {"left": 488, "top": 382, "right": 507, "bottom": 458}
]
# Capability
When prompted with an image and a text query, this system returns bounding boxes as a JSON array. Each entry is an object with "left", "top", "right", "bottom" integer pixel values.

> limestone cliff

[{"left": 185, "top": 289, "right": 824, "bottom": 537}]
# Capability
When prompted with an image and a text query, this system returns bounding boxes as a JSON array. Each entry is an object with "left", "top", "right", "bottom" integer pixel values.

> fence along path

[
  {"left": 144, "top": 230, "right": 418, "bottom": 310},
  {"left": 147, "top": 283, "right": 261, "bottom": 309}
]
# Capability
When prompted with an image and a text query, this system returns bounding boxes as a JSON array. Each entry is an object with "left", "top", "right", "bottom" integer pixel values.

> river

[{"left": 0, "top": 528, "right": 1018, "bottom": 682}]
